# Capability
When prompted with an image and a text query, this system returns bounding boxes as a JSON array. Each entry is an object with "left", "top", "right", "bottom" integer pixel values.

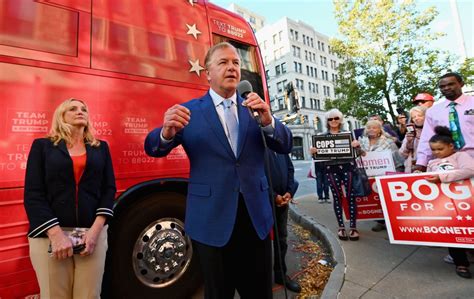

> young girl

[{"left": 426, "top": 126, "right": 474, "bottom": 279}]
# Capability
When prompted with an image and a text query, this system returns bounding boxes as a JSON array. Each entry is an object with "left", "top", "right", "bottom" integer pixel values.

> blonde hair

[
  {"left": 325, "top": 108, "right": 344, "bottom": 131},
  {"left": 48, "top": 98, "right": 100, "bottom": 147},
  {"left": 363, "top": 119, "right": 384, "bottom": 137},
  {"left": 409, "top": 105, "right": 427, "bottom": 117}
]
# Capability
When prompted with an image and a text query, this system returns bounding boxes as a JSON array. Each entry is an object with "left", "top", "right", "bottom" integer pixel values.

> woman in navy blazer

[{"left": 24, "top": 98, "right": 116, "bottom": 298}]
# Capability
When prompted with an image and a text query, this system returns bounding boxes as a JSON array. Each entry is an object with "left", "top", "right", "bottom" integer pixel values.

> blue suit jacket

[{"left": 144, "top": 92, "right": 293, "bottom": 246}]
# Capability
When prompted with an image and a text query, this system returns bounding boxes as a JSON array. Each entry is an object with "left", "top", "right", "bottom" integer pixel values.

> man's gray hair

[{"left": 204, "top": 42, "right": 239, "bottom": 69}]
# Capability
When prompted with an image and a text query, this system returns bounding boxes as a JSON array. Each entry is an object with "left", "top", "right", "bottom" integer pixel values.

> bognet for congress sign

[{"left": 376, "top": 173, "right": 474, "bottom": 248}]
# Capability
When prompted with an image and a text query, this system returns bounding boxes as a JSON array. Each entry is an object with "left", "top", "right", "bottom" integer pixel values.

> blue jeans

[{"left": 314, "top": 165, "right": 329, "bottom": 199}]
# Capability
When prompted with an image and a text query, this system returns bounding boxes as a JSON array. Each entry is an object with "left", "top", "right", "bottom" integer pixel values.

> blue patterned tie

[
  {"left": 448, "top": 102, "right": 465, "bottom": 149},
  {"left": 223, "top": 99, "right": 239, "bottom": 154}
]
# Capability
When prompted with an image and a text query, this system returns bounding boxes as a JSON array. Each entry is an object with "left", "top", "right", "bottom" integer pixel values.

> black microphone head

[{"left": 237, "top": 80, "right": 253, "bottom": 98}]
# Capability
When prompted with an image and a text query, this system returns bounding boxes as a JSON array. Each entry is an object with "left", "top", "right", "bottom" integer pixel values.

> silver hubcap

[{"left": 132, "top": 218, "right": 192, "bottom": 288}]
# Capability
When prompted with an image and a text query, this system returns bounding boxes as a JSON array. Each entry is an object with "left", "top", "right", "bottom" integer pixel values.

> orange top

[{"left": 71, "top": 153, "right": 87, "bottom": 184}]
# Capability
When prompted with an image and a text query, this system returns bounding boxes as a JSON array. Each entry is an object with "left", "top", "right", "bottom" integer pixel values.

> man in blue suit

[
  {"left": 144, "top": 42, "right": 292, "bottom": 299},
  {"left": 266, "top": 151, "right": 301, "bottom": 293}
]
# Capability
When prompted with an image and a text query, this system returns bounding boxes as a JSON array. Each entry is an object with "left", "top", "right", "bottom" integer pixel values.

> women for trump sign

[
  {"left": 356, "top": 150, "right": 395, "bottom": 177},
  {"left": 376, "top": 173, "right": 474, "bottom": 248}
]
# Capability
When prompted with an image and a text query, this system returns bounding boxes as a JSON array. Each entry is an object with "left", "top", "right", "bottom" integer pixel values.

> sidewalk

[{"left": 290, "top": 194, "right": 474, "bottom": 299}]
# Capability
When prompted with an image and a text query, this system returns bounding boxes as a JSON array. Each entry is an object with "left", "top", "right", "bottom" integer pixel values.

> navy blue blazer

[
  {"left": 266, "top": 152, "right": 298, "bottom": 199},
  {"left": 24, "top": 138, "right": 116, "bottom": 238},
  {"left": 144, "top": 92, "right": 293, "bottom": 246}
]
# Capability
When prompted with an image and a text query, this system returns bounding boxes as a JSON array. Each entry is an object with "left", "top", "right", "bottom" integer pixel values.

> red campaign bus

[{"left": 0, "top": 0, "right": 268, "bottom": 298}]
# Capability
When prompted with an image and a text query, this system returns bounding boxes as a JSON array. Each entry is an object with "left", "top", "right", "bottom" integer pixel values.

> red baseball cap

[{"left": 413, "top": 93, "right": 434, "bottom": 103}]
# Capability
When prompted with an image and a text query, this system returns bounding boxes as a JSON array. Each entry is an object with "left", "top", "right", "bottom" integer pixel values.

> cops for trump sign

[
  {"left": 376, "top": 173, "right": 474, "bottom": 248},
  {"left": 312, "top": 133, "right": 354, "bottom": 160}
]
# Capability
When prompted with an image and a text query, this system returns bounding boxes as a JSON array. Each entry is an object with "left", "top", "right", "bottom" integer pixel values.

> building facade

[
  {"left": 256, "top": 17, "right": 361, "bottom": 160},
  {"left": 226, "top": 3, "right": 266, "bottom": 32}
]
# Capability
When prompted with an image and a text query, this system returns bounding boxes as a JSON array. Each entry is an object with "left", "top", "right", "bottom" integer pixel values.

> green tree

[
  {"left": 458, "top": 57, "right": 474, "bottom": 87},
  {"left": 329, "top": 0, "right": 455, "bottom": 123}
]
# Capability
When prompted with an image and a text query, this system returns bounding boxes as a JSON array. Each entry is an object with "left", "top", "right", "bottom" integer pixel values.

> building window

[
  {"left": 295, "top": 79, "right": 304, "bottom": 90},
  {"left": 275, "top": 65, "right": 281, "bottom": 76},
  {"left": 292, "top": 45, "right": 301, "bottom": 58},
  {"left": 273, "top": 34, "right": 277, "bottom": 45},
  {"left": 320, "top": 56, "right": 327, "bottom": 67},
  {"left": 277, "top": 81, "right": 284, "bottom": 92},
  {"left": 278, "top": 30, "right": 283, "bottom": 41},
  {"left": 274, "top": 49, "right": 281, "bottom": 60},
  {"left": 290, "top": 29, "right": 294, "bottom": 40},
  {"left": 321, "top": 42, "right": 325, "bottom": 52},
  {"left": 317, "top": 41, "right": 321, "bottom": 50},
  {"left": 281, "top": 62, "right": 287, "bottom": 73},
  {"left": 323, "top": 86, "right": 331, "bottom": 97},
  {"left": 294, "top": 31, "right": 299, "bottom": 41},
  {"left": 250, "top": 16, "right": 256, "bottom": 24},
  {"left": 311, "top": 38, "right": 314, "bottom": 48}
]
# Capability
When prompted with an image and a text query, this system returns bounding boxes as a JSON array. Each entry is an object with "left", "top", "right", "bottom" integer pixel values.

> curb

[{"left": 289, "top": 203, "right": 345, "bottom": 299}]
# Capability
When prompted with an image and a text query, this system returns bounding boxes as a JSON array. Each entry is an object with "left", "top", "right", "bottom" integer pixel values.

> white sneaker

[{"left": 443, "top": 255, "right": 454, "bottom": 264}]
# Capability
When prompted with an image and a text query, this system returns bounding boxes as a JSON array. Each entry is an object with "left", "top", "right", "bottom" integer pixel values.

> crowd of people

[
  {"left": 308, "top": 72, "right": 473, "bottom": 280},
  {"left": 22, "top": 39, "right": 472, "bottom": 299}
]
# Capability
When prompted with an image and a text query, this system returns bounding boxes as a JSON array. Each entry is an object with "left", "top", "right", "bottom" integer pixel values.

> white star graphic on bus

[
  {"left": 188, "top": 59, "right": 204, "bottom": 76},
  {"left": 456, "top": 215, "right": 463, "bottom": 220},
  {"left": 186, "top": 24, "right": 201, "bottom": 39},
  {"left": 466, "top": 215, "right": 472, "bottom": 221},
  {"left": 188, "top": 0, "right": 194, "bottom": 6}
]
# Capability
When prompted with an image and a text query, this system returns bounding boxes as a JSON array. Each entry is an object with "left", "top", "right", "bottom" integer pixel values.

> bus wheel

[{"left": 107, "top": 192, "right": 201, "bottom": 299}]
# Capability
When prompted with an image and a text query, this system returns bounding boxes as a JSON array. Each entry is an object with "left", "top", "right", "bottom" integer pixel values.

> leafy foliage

[
  {"left": 458, "top": 58, "right": 474, "bottom": 88},
  {"left": 330, "top": 0, "right": 456, "bottom": 123}
]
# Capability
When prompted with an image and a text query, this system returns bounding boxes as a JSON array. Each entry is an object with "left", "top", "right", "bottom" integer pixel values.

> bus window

[
  {"left": 0, "top": 0, "right": 78, "bottom": 56},
  {"left": 212, "top": 35, "right": 264, "bottom": 100},
  {"left": 0, "top": 0, "right": 91, "bottom": 66}
]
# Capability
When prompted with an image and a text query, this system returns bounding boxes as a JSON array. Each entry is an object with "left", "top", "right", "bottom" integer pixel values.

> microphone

[{"left": 237, "top": 80, "right": 260, "bottom": 123}]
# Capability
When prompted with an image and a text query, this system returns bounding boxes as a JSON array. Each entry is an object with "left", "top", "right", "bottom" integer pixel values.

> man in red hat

[{"left": 413, "top": 93, "right": 434, "bottom": 108}]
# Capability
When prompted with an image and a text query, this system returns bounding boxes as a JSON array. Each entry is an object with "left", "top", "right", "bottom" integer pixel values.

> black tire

[{"left": 106, "top": 192, "right": 202, "bottom": 299}]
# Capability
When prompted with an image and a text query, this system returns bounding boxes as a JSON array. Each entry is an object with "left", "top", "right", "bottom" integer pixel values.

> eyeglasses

[{"left": 327, "top": 117, "right": 340, "bottom": 121}]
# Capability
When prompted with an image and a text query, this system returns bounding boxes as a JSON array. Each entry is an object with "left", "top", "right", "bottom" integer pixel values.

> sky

[{"left": 211, "top": 0, "right": 473, "bottom": 63}]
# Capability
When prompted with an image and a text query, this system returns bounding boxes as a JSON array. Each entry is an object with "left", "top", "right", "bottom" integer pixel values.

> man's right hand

[{"left": 162, "top": 104, "right": 191, "bottom": 140}]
